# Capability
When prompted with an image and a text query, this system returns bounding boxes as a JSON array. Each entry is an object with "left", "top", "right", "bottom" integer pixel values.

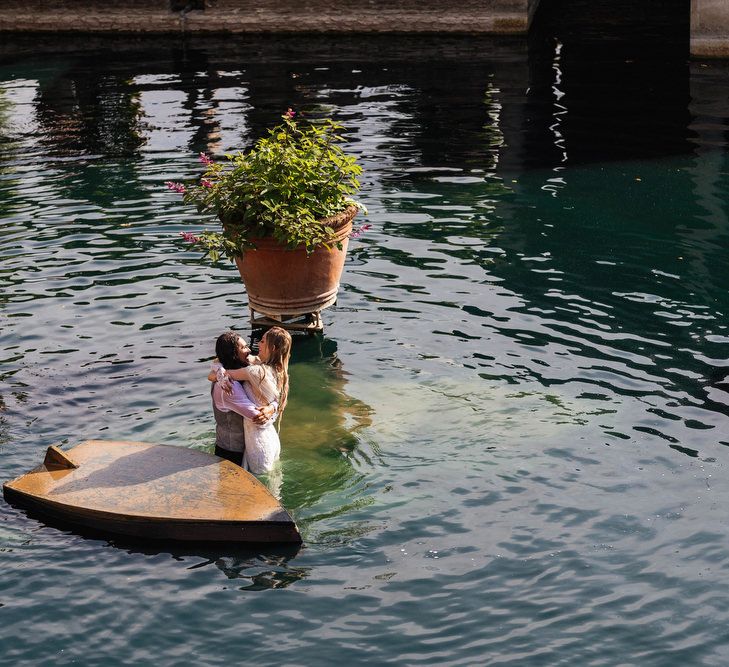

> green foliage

[{"left": 180, "top": 112, "right": 363, "bottom": 261}]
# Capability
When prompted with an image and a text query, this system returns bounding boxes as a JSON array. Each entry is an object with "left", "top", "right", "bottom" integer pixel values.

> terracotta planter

[{"left": 234, "top": 206, "right": 357, "bottom": 316}]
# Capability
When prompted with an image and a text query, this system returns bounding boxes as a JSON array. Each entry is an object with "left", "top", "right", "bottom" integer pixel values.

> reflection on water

[
  {"left": 4, "top": 3, "right": 729, "bottom": 663},
  {"left": 213, "top": 551, "right": 308, "bottom": 590},
  {"left": 280, "top": 336, "right": 376, "bottom": 541},
  {"left": 110, "top": 538, "right": 307, "bottom": 590}
]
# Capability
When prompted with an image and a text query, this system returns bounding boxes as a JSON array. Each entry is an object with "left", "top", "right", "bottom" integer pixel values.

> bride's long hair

[{"left": 261, "top": 326, "right": 292, "bottom": 424}]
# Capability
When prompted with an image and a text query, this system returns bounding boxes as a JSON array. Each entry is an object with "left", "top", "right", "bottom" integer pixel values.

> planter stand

[{"left": 249, "top": 307, "right": 324, "bottom": 333}]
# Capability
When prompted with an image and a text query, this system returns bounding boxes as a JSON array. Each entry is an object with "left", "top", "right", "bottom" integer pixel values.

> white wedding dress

[
  {"left": 223, "top": 361, "right": 281, "bottom": 476},
  {"left": 242, "top": 415, "right": 281, "bottom": 475}
]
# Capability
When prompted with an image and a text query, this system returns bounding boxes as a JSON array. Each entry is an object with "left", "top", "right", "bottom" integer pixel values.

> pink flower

[
  {"left": 199, "top": 152, "right": 214, "bottom": 166},
  {"left": 201, "top": 178, "right": 213, "bottom": 188},
  {"left": 284, "top": 108, "right": 296, "bottom": 119},
  {"left": 180, "top": 231, "right": 200, "bottom": 243},
  {"left": 165, "top": 181, "right": 186, "bottom": 194},
  {"left": 350, "top": 223, "right": 371, "bottom": 239}
]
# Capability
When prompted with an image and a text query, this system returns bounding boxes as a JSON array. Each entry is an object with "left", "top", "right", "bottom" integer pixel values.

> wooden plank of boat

[{"left": 3, "top": 440, "right": 301, "bottom": 544}]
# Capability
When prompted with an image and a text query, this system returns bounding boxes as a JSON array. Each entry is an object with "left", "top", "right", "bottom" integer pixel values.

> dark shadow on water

[
  {"left": 521, "top": 0, "right": 691, "bottom": 169},
  {"left": 5, "top": 498, "right": 308, "bottom": 589},
  {"left": 124, "top": 531, "right": 309, "bottom": 591},
  {"left": 106, "top": 534, "right": 308, "bottom": 591}
]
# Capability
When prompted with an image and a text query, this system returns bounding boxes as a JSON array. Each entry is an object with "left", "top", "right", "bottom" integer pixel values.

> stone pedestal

[{"left": 692, "top": 0, "right": 729, "bottom": 57}]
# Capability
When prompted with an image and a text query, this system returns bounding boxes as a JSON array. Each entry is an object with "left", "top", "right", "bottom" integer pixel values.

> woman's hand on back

[
  {"left": 216, "top": 367, "right": 233, "bottom": 394},
  {"left": 253, "top": 404, "right": 275, "bottom": 424}
]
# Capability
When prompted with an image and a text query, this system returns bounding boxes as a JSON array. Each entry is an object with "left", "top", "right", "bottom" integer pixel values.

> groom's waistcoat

[{"left": 211, "top": 384, "right": 246, "bottom": 452}]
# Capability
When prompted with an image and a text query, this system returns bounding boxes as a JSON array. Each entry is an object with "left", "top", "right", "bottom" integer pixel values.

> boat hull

[{"left": 3, "top": 440, "right": 301, "bottom": 544}]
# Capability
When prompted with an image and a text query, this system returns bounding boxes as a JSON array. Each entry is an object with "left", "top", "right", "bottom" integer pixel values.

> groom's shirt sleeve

[{"left": 221, "top": 382, "right": 261, "bottom": 420}]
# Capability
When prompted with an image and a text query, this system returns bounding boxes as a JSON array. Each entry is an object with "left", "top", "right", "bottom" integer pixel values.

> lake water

[{"left": 4, "top": 3, "right": 729, "bottom": 665}]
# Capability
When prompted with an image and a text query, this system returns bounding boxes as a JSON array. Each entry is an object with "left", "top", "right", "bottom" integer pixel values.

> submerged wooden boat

[{"left": 3, "top": 440, "right": 301, "bottom": 544}]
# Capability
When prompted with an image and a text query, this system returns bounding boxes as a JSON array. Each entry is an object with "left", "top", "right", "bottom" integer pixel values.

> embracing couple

[{"left": 208, "top": 326, "right": 292, "bottom": 475}]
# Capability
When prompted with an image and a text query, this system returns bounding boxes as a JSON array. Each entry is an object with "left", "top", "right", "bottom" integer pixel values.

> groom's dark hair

[{"left": 215, "top": 331, "right": 246, "bottom": 370}]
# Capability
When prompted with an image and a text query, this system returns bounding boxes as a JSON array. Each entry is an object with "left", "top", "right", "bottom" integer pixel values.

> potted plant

[{"left": 168, "top": 109, "right": 366, "bottom": 319}]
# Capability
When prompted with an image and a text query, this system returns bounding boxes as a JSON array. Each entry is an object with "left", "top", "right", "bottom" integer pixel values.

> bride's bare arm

[{"left": 226, "top": 366, "right": 257, "bottom": 382}]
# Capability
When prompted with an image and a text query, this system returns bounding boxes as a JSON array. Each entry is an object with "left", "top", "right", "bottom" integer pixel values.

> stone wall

[
  {"left": 692, "top": 0, "right": 729, "bottom": 57},
  {"left": 0, "top": 0, "right": 537, "bottom": 34}
]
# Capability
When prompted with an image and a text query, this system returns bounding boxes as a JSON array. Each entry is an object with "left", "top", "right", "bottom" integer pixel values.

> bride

[{"left": 216, "top": 326, "right": 292, "bottom": 474}]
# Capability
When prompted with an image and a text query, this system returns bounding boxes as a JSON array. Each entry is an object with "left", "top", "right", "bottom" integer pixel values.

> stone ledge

[
  {"left": 183, "top": 10, "right": 528, "bottom": 34},
  {"left": 0, "top": 3, "right": 532, "bottom": 34},
  {"left": 691, "top": 36, "right": 729, "bottom": 57},
  {"left": 0, "top": 12, "right": 182, "bottom": 32}
]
